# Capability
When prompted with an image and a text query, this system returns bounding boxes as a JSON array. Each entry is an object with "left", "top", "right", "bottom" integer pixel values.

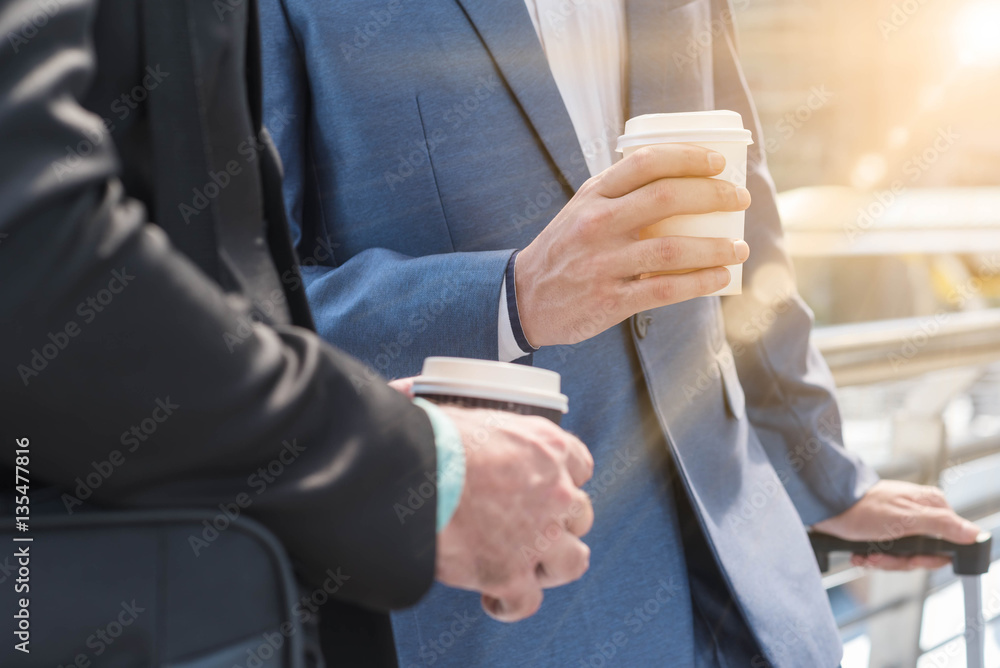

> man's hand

[
  {"left": 812, "top": 480, "right": 982, "bottom": 570},
  {"left": 516, "top": 144, "right": 751, "bottom": 347},
  {"left": 388, "top": 377, "right": 415, "bottom": 396},
  {"left": 435, "top": 407, "right": 594, "bottom": 622}
]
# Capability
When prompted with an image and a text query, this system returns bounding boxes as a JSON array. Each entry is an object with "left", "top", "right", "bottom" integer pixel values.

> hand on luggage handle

[{"left": 808, "top": 530, "right": 993, "bottom": 575}]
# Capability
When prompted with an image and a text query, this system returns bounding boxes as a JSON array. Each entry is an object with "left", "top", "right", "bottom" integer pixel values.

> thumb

[
  {"left": 388, "top": 376, "right": 416, "bottom": 397},
  {"left": 913, "top": 508, "right": 981, "bottom": 544},
  {"left": 482, "top": 586, "right": 543, "bottom": 623}
]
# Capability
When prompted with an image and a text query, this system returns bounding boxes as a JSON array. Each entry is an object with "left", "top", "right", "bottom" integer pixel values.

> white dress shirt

[{"left": 498, "top": 0, "right": 627, "bottom": 362}]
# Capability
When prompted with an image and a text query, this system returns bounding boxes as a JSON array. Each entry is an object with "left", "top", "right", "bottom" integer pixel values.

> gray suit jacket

[{"left": 262, "top": 0, "right": 879, "bottom": 664}]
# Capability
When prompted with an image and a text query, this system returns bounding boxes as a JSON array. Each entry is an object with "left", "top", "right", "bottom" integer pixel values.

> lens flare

[{"left": 953, "top": 0, "right": 1000, "bottom": 67}]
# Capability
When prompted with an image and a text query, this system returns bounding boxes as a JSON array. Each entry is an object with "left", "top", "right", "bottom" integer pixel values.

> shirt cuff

[
  {"left": 497, "top": 250, "right": 539, "bottom": 363},
  {"left": 412, "top": 397, "right": 466, "bottom": 532}
]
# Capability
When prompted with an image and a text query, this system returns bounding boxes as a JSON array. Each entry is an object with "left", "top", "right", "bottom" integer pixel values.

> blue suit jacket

[{"left": 261, "top": 0, "right": 878, "bottom": 665}]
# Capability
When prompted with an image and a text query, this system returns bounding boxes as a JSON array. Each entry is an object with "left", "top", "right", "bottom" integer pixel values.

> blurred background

[{"left": 735, "top": 0, "right": 1000, "bottom": 665}]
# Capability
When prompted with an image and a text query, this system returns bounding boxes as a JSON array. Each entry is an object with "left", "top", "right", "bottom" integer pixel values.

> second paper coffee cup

[
  {"left": 616, "top": 110, "right": 753, "bottom": 296},
  {"left": 412, "top": 357, "right": 569, "bottom": 424}
]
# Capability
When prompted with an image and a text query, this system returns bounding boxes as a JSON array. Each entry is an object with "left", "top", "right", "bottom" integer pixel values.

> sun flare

[{"left": 953, "top": 0, "right": 1000, "bottom": 67}]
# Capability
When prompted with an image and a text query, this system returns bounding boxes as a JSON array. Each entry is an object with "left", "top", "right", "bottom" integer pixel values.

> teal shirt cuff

[{"left": 413, "top": 398, "right": 466, "bottom": 532}]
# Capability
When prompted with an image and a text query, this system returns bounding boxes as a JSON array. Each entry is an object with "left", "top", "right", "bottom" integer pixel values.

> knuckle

[
  {"left": 550, "top": 482, "right": 574, "bottom": 508},
  {"left": 653, "top": 179, "right": 677, "bottom": 206},
  {"left": 577, "top": 504, "right": 595, "bottom": 535},
  {"left": 715, "top": 179, "right": 735, "bottom": 205},
  {"left": 578, "top": 205, "right": 612, "bottom": 238},
  {"left": 629, "top": 146, "right": 656, "bottom": 173},
  {"left": 652, "top": 278, "right": 678, "bottom": 303},
  {"left": 570, "top": 544, "right": 591, "bottom": 579},
  {"left": 657, "top": 238, "right": 680, "bottom": 266}
]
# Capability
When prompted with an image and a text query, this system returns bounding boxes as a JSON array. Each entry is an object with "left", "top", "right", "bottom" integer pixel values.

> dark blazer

[{"left": 0, "top": 0, "right": 436, "bottom": 662}]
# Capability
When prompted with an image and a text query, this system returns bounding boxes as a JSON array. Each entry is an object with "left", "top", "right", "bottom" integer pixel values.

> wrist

[
  {"left": 513, "top": 246, "right": 544, "bottom": 348},
  {"left": 412, "top": 398, "right": 466, "bottom": 531},
  {"left": 505, "top": 250, "right": 539, "bottom": 356}
]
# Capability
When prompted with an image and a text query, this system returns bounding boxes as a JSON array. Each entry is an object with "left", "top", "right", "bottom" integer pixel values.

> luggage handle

[{"left": 808, "top": 530, "right": 993, "bottom": 575}]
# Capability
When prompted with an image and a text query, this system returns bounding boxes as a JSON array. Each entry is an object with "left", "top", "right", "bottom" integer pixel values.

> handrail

[
  {"left": 812, "top": 308, "right": 1000, "bottom": 386},
  {"left": 810, "top": 309, "right": 1000, "bottom": 663}
]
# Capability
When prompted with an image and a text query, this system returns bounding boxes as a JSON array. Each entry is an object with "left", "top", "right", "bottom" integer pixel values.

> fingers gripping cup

[
  {"left": 616, "top": 110, "right": 754, "bottom": 296},
  {"left": 412, "top": 357, "right": 569, "bottom": 425}
]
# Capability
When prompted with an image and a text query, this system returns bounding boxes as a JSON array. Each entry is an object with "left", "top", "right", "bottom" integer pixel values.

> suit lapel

[{"left": 454, "top": 0, "right": 590, "bottom": 191}]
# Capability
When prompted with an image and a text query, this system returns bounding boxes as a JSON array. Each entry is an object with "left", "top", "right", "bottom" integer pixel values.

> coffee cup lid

[
  {"left": 616, "top": 110, "right": 753, "bottom": 152},
  {"left": 412, "top": 357, "right": 569, "bottom": 414}
]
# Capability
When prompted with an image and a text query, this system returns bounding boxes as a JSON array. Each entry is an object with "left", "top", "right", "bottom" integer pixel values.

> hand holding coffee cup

[
  {"left": 616, "top": 110, "right": 754, "bottom": 296},
  {"left": 516, "top": 114, "right": 751, "bottom": 348},
  {"left": 406, "top": 358, "right": 593, "bottom": 622}
]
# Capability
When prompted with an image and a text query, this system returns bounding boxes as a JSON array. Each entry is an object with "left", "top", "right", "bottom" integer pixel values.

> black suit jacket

[{"left": 0, "top": 0, "right": 436, "bottom": 657}]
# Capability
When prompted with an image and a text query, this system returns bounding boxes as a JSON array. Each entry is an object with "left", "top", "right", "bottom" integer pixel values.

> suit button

[{"left": 635, "top": 313, "right": 653, "bottom": 339}]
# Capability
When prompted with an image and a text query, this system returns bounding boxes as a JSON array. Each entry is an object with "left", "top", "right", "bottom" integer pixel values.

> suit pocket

[{"left": 716, "top": 344, "right": 746, "bottom": 420}]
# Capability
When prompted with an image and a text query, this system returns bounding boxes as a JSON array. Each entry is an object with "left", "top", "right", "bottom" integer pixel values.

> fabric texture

[
  {"left": 260, "top": 0, "right": 879, "bottom": 665},
  {"left": 0, "top": 3, "right": 441, "bottom": 666}
]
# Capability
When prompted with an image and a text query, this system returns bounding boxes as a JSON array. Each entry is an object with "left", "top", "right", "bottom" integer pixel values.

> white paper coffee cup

[
  {"left": 412, "top": 357, "right": 569, "bottom": 424},
  {"left": 616, "top": 110, "right": 753, "bottom": 296}
]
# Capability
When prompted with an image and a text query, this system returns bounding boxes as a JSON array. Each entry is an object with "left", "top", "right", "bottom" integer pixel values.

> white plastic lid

[
  {"left": 616, "top": 110, "right": 753, "bottom": 152},
  {"left": 412, "top": 357, "right": 569, "bottom": 414}
]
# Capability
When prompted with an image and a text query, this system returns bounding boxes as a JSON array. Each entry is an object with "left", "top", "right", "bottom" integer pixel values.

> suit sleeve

[
  {"left": 711, "top": 0, "right": 879, "bottom": 525},
  {"left": 260, "top": 0, "right": 513, "bottom": 376},
  {"left": 0, "top": 0, "right": 437, "bottom": 611}
]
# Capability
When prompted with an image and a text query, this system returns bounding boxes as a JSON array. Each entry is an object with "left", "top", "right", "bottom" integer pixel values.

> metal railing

[
  {"left": 814, "top": 309, "right": 1000, "bottom": 387},
  {"left": 812, "top": 307, "right": 1000, "bottom": 667}
]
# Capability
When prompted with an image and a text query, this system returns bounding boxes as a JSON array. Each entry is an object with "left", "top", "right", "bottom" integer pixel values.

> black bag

[{"left": 0, "top": 510, "right": 322, "bottom": 667}]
